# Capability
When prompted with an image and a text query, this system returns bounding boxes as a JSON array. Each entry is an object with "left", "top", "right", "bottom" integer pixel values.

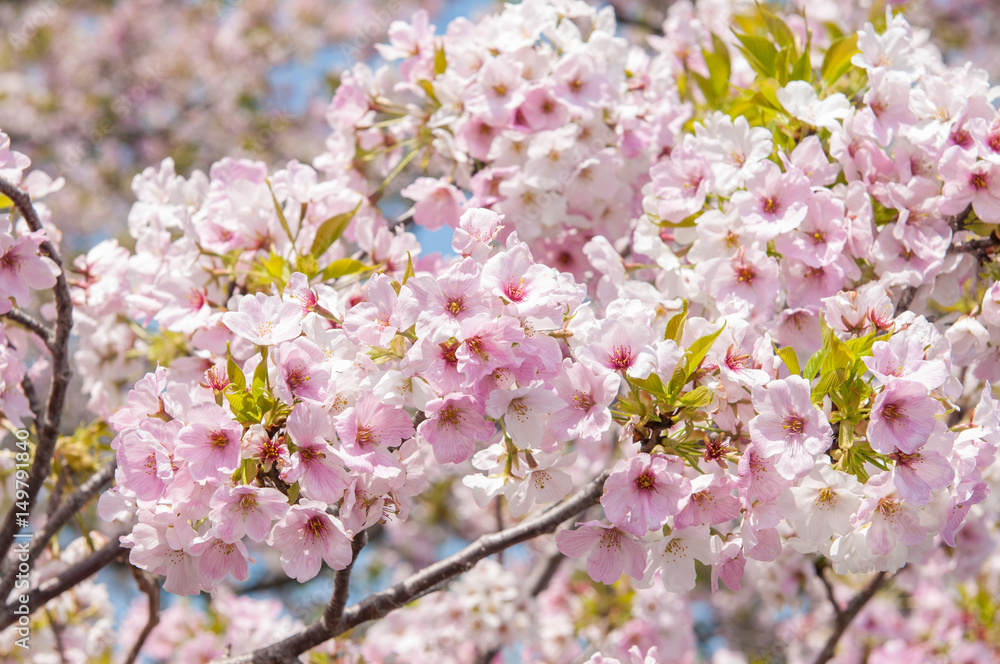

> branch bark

[
  {"left": 0, "top": 461, "right": 116, "bottom": 606},
  {"left": 811, "top": 565, "right": 891, "bottom": 664},
  {"left": 0, "top": 307, "right": 52, "bottom": 343},
  {"left": 0, "top": 176, "right": 75, "bottom": 574},
  {"left": 209, "top": 469, "right": 611, "bottom": 664},
  {"left": 0, "top": 537, "right": 127, "bottom": 631},
  {"left": 322, "top": 531, "right": 368, "bottom": 632},
  {"left": 124, "top": 565, "right": 161, "bottom": 664}
]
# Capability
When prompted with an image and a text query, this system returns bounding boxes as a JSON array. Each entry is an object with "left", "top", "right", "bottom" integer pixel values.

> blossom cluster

[{"left": 2, "top": 0, "right": 1000, "bottom": 662}]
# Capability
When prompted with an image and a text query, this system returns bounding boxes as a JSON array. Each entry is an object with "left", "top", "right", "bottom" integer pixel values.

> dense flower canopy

[{"left": 2, "top": 1, "right": 1000, "bottom": 663}]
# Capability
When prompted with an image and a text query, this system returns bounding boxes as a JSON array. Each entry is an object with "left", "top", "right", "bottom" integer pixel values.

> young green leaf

[
  {"left": 821, "top": 34, "right": 859, "bottom": 86},
  {"left": 311, "top": 201, "right": 362, "bottom": 259},
  {"left": 665, "top": 300, "right": 688, "bottom": 343}
]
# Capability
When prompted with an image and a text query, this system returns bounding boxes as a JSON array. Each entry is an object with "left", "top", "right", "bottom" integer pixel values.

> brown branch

[
  {"left": 45, "top": 608, "right": 70, "bottom": 664},
  {"left": 19, "top": 369, "right": 42, "bottom": 425},
  {"left": 895, "top": 286, "right": 918, "bottom": 313},
  {"left": 527, "top": 547, "right": 565, "bottom": 598},
  {"left": 0, "top": 461, "right": 115, "bottom": 607},
  {"left": 322, "top": 531, "right": 368, "bottom": 632},
  {"left": 0, "top": 537, "right": 127, "bottom": 631},
  {"left": 0, "top": 308, "right": 52, "bottom": 343},
  {"left": 812, "top": 567, "right": 891, "bottom": 664},
  {"left": 124, "top": 566, "right": 161, "bottom": 664},
  {"left": 0, "top": 175, "right": 74, "bottom": 580},
  {"left": 210, "top": 469, "right": 612, "bottom": 664},
  {"left": 950, "top": 232, "right": 1000, "bottom": 264}
]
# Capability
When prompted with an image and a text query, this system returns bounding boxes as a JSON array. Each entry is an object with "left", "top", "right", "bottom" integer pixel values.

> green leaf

[
  {"left": 261, "top": 251, "right": 287, "bottom": 284},
  {"left": 631, "top": 374, "right": 668, "bottom": 400},
  {"left": 417, "top": 79, "right": 439, "bottom": 104},
  {"left": 775, "top": 46, "right": 791, "bottom": 86},
  {"left": 690, "top": 70, "right": 716, "bottom": 103},
  {"left": 266, "top": 180, "right": 295, "bottom": 245},
  {"left": 821, "top": 34, "right": 859, "bottom": 86},
  {"left": 686, "top": 322, "right": 727, "bottom": 376},
  {"left": 311, "top": 202, "right": 361, "bottom": 259},
  {"left": 791, "top": 45, "right": 811, "bottom": 82},
  {"left": 666, "top": 363, "right": 688, "bottom": 401},
  {"left": 434, "top": 44, "right": 447, "bottom": 76},
  {"left": 761, "top": 8, "right": 795, "bottom": 49},
  {"left": 322, "top": 258, "right": 367, "bottom": 281},
  {"left": 251, "top": 354, "right": 268, "bottom": 397},
  {"left": 0, "top": 194, "right": 11, "bottom": 209},
  {"left": 820, "top": 335, "right": 854, "bottom": 376},
  {"left": 401, "top": 251, "right": 415, "bottom": 285},
  {"left": 774, "top": 345, "right": 801, "bottom": 377},
  {"left": 802, "top": 347, "right": 824, "bottom": 381},
  {"left": 679, "top": 385, "right": 713, "bottom": 408},
  {"left": 734, "top": 33, "right": 778, "bottom": 79},
  {"left": 812, "top": 368, "right": 847, "bottom": 405},
  {"left": 296, "top": 253, "right": 319, "bottom": 279},
  {"left": 699, "top": 33, "right": 731, "bottom": 100},
  {"left": 665, "top": 300, "right": 688, "bottom": 343},
  {"left": 226, "top": 342, "right": 246, "bottom": 392}
]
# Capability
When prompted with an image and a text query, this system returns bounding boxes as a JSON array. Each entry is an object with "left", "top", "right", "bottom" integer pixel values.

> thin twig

[
  {"left": 0, "top": 537, "right": 127, "bottom": 631},
  {"left": 811, "top": 569, "right": 890, "bottom": 664},
  {"left": 0, "top": 308, "right": 52, "bottom": 343},
  {"left": 45, "top": 608, "right": 70, "bottom": 664},
  {"left": 323, "top": 531, "right": 368, "bottom": 632},
  {"left": 124, "top": 566, "right": 161, "bottom": 664},
  {"left": 210, "top": 469, "right": 611, "bottom": 664},
  {"left": 0, "top": 461, "right": 115, "bottom": 606},
  {"left": 19, "top": 370, "right": 42, "bottom": 425},
  {"left": 895, "top": 286, "right": 918, "bottom": 313},
  {"left": 0, "top": 176, "right": 74, "bottom": 576}
]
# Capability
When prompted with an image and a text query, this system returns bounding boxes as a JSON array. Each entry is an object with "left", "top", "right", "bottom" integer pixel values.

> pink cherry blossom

[
  {"left": 222, "top": 292, "right": 302, "bottom": 346},
  {"left": 867, "top": 381, "right": 943, "bottom": 454},
  {"left": 281, "top": 405, "right": 349, "bottom": 503},
  {"left": 334, "top": 391, "right": 414, "bottom": 478},
  {"left": 266, "top": 500, "right": 353, "bottom": 582},
  {"left": 730, "top": 161, "right": 811, "bottom": 241},
  {"left": 175, "top": 403, "right": 244, "bottom": 481},
  {"left": 208, "top": 484, "right": 290, "bottom": 543},
  {"left": 748, "top": 376, "right": 833, "bottom": 480},
  {"left": 418, "top": 393, "right": 495, "bottom": 464},
  {"left": 601, "top": 454, "right": 691, "bottom": 536},
  {"left": 0, "top": 227, "right": 60, "bottom": 309},
  {"left": 555, "top": 521, "right": 647, "bottom": 585}
]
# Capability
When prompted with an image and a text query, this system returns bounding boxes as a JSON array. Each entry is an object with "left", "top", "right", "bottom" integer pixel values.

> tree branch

[
  {"left": 0, "top": 308, "right": 52, "bottom": 343},
  {"left": 323, "top": 531, "right": 367, "bottom": 632},
  {"left": 0, "top": 537, "right": 127, "bottom": 631},
  {"left": 209, "top": 469, "right": 611, "bottom": 664},
  {"left": 124, "top": 565, "right": 161, "bottom": 664},
  {"left": 0, "top": 460, "right": 116, "bottom": 606},
  {"left": 811, "top": 567, "right": 890, "bottom": 664},
  {"left": 0, "top": 175, "right": 74, "bottom": 581}
]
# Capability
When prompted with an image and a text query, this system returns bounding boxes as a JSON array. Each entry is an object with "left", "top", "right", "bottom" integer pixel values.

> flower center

[
  {"left": 634, "top": 470, "right": 656, "bottom": 492},
  {"left": 505, "top": 278, "right": 526, "bottom": 302},
  {"left": 761, "top": 196, "right": 780, "bottom": 214},
  {"left": 446, "top": 296, "right": 465, "bottom": 315},
  {"left": 305, "top": 515, "right": 328, "bottom": 540},
  {"left": 970, "top": 172, "right": 989, "bottom": 191},
  {"left": 881, "top": 401, "right": 904, "bottom": 423},
  {"left": 208, "top": 430, "right": 230, "bottom": 449},
  {"left": 572, "top": 391, "right": 595, "bottom": 411},
  {"left": 438, "top": 406, "right": 462, "bottom": 427},
  {"left": 608, "top": 345, "right": 633, "bottom": 370},
  {"left": 356, "top": 425, "right": 376, "bottom": 447},
  {"left": 781, "top": 416, "right": 805, "bottom": 435}
]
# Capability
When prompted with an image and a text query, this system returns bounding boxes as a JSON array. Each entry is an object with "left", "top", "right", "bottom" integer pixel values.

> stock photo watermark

[{"left": 9, "top": 428, "right": 34, "bottom": 651}]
